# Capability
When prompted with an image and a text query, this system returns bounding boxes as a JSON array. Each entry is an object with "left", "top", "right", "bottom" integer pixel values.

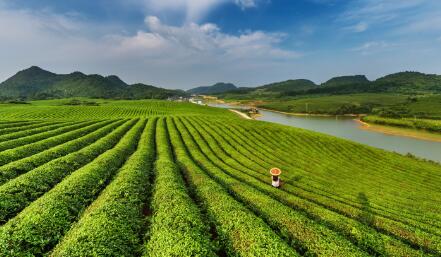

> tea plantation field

[{"left": 0, "top": 100, "right": 440, "bottom": 256}]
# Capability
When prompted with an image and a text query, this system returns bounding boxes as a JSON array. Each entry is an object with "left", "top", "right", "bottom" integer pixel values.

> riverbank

[
  {"left": 214, "top": 102, "right": 441, "bottom": 144},
  {"left": 256, "top": 108, "right": 441, "bottom": 143},
  {"left": 257, "top": 107, "right": 362, "bottom": 117},
  {"left": 356, "top": 119, "right": 441, "bottom": 143},
  {"left": 210, "top": 103, "right": 441, "bottom": 162},
  {"left": 261, "top": 106, "right": 441, "bottom": 143},
  {"left": 361, "top": 116, "right": 441, "bottom": 133},
  {"left": 217, "top": 100, "right": 347, "bottom": 117},
  {"left": 230, "top": 109, "right": 252, "bottom": 120}
]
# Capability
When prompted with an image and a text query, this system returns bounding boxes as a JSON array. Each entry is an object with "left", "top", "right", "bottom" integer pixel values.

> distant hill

[
  {"left": 313, "top": 72, "right": 441, "bottom": 94},
  {"left": 374, "top": 71, "right": 441, "bottom": 93},
  {"left": 210, "top": 79, "right": 319, "bottom": 99},
  {"left": 0, "top": 66, "right": 186, "bottom": 100},
  {"left": 214, "top": 72, "right": 441, "bottom": 99},
  {"left": 308, "top": 73, "right": 441, "bottom": 95},
  {"left": 305, "top": 75, "right": 371, "bottom": 95},
  {"left": 4, "top": 67, "right": 440, "bottom": 101},
  {"left": 258, "top": 79, "right": 318, "bottom": 92},
  {"left": 187, "top": 83, "right": 237, "bottom": 95},
  {"left": 322, "top": 75, "right": 369, "bottom": 88}
]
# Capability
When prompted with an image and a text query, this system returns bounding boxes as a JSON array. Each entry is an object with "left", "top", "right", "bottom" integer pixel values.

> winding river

[{"left": 211, "top": 104, "right": 441, "bottom": 163}]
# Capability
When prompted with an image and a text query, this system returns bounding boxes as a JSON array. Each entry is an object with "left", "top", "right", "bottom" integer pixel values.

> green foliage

[
  {"left": 0, "top": 121, "right": 66, "bottom": 140},
  {"left": 259, "top": 93, "right": 407, "bottom": 115},
  {"left": 0, "top": 66, "right": 61, "bottom": 97},
  {"left": 257, "top": 93, "right": 441, "bottom": 120},
  {"left": 214, "top": 80, "right": 319, "bottom": 99},
  {"left": 0, "top": 99, "right": 235, "bottom": 120},
  {"left": 0, "top": 66, "right": 186, "bottom": 100},
  {"left": 0, "top": 120, "right": 99, "bottom": 164},
  {"left": 322, "top": 75, "right": 370, "bottom": 88},
  {"left": 187, "top": 82, "right": 237, "bottom": 95},
  {"left": 0, "top": 119, "right": 144, "bottom": 256},
  {"left": 376, "top": 71, "right": 441, "bottom": 93},
  {"left": 0, "top": 120, "right": 134, "bottom": 223},
  {"left": 405, "top": 95, "right": 441, "bottom": 118},
  {"left": 63, "top": 99, "right": 100, "bottom": 106},
  {"left": 145, "top": 118, "right": 216, "bottom": 257},
  {"left": 0, "top": 120, "right": 48, "bottom": 132},
  {"left": 191, "top": 117, "right": 429, "bottom": 256},
  {"left": 0, "top": 120, "right": 120, "bottom": 185},
  {"left": 121, "top": 83, "right": 186, "bottom": 100},
  {"left": 258, "top": 79, "right": 317, "bottom": 93},
  {"left": 215, "top": 72, "right": 441, "bottom": 109},
  {"left": 0, "top": 100, "right": 440, "bottom": 256},
  {"left": 304, "top": 75, "right": 371, "bottom": 95},
  {"left": 167, "top": 117, "right": 299, "bottom": 257},
  {"left": 362, "top": 116, "right": 441, "bottom": 133},
  {"left": 52, "top": 119, "right": 156, "bottom": 256},
  {"left": 175, "top": 117, "right": 368, "bottom": 256}
]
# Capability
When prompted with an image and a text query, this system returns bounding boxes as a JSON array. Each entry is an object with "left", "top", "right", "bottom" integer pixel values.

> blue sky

[{"left": 0, "top": 0, "right": 440, "bottom": 89}]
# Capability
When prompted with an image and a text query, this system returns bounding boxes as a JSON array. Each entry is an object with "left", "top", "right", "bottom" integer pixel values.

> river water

[{"left": 211, "top": 104, "right": 441, "bottom": 163}]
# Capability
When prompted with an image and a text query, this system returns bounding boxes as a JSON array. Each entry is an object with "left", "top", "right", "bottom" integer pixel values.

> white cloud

[
  {"left": 140, "top": 0, "right": 258, "bottom": 22},
  {"left": 404, "top": 15, "right": 441, "bottom": 33},
  {"left": 342, "top": 0, "right": 424, "bottom": 22},
  {"left": 351, "top": 41, "right": 391, "bottom": 55},
  {"left": 116, "top": 15, "right": 300, "bottom": 61},
  {"left": 234, "top": 0, "right": 257, "bottom": 9},
  {"left": 340, "top": 0, "right": 441, "bottom": 35},
  {"left": 144, "top": 0, "right": 224, "bottom": 22},
  {"left": 0, "top": 9, "right": 101, "bottom": 63},
  {"left": 353, "top": 41, "right": 388, "bottom": 50},
  {"left": 0, "top": 7, "right": 299, "bottom": 88},
  {"left": 345, "top": 22, "right": 368, "bottom": 33}
]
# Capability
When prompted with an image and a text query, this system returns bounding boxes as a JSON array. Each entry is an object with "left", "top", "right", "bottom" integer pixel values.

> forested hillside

[
  {"left": 0, "top": 66, "right": 186, "bottom": 100},
  {"left": 204, "top": 72, "right": 441, "bottom": 99},
  {"left": 187, "top": 82, "right": 237, "bottom": 95}
]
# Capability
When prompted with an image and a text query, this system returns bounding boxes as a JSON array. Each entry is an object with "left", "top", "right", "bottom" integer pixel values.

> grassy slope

[
  {"left": 0, "top": 98, "right": 235, "bottom": 120},
  {"left": 406, "top": 95, "right": 441, "bottom": 118},
  {"left": 362, "top": 116, "right": 441, "bottom": 133},
  {"left": 247, "top": 93, "right": 441, "bottom": 133},
  {"left": 257, "top": 93, "right": 408, "bottom": 114},
  {"left": 0, "top": 99, "right": 440, "bottom": 256}
]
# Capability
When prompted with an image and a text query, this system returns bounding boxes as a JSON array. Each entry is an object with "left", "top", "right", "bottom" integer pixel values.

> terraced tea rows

[
  {"left": 0, "top": 100, "right": 233, "bottom": 120},
  {"left": 0, "top": 101, "right": 440, "bottom": 256}
]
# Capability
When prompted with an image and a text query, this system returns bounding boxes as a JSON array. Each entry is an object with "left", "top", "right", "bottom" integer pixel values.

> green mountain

[
  {"left": 374, "top": 71, "right": 441, "bottom": 93},
  {"left": 305, "top": 75, "right": 371, "bottom": 94},
  {"left": 258, "top": 79, "right": 318, "bottom": 92},
  {"left": 121, "top": 83, "right": 185, "bottom": 99},
  {"left": 215, "top": 72, "right": 441, "bottom": 99},
  {"left": 0, "top": 66, "right": 61, "bottom": 97},
  {"left": 187, "top": 82, "right": 237, "bottom": 94},
  {"left": 105, "top": 75, "right": 127, "bottom": 87},
  {"left": 322, "top": 75, "right": 369, "bottom": 88},
  {"left": 0, "top": 66, "right": 185, "bottom": 100},
  {"left": 313, "top": 73, "right": 441, "bottom": 94}
]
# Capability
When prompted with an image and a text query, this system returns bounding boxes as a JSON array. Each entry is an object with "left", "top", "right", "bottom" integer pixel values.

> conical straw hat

[{"left": 270, "top": 168, "right": 281, "bottom": 176}]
